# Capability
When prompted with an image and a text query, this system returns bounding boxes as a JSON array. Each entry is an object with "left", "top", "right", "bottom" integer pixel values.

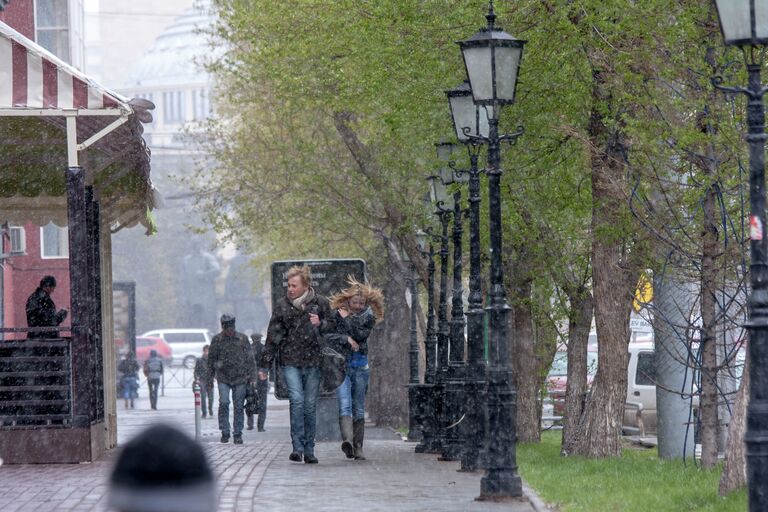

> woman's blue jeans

[
  {"left": 336, "top": 365, "right": 370, "bottom": 420},
  {"left": 282, "top": 366, "right": 321, "bottom": 455}
]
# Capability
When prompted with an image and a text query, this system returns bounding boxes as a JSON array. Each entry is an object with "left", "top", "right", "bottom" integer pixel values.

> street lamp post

[
  {"left": 458, "top": 1, "right": 526, "bottom": 499},
  {"left": 427, "top": 173, "right": 455, "bottom": 454},
  {"left": 713, "top": 2, "right": 768, "bottom": 509},
  {"left": 414, "top": 233, "right": 442, "bottom": 454},
  {"left": 403, "top": 249, "right": 422, "bottom": 442},
  {"left": 435, "top": 141, "right": 468, "bottom": 462},
  {"left": 446, "top": 80, "right": 489, "bottom": 472}
]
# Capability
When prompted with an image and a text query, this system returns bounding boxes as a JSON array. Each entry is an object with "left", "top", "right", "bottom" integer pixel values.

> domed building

[{"left": 111, "top": 2, "right": 221, "bottom": 335}]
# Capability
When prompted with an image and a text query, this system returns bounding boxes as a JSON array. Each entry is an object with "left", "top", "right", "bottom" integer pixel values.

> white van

[
  {"left": 139, "top": 328, "right": 212, "bottom": 369},
  {"left": 624, "top": 342, "right": 656, "bottom": 435}
]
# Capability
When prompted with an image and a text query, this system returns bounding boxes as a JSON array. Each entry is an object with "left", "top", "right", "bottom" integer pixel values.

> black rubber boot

[
  {"left": 339, "top": 416, "right": 354, "bottom": 459},
  {"left": 353, "top": 419, "right": 366, "bottom": 460}
]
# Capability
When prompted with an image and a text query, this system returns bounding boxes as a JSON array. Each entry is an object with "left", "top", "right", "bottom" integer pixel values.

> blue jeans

[
  {"left": 122, "top": 376, "right": 139, "bottom": 400},
  {"left": 282, "top": 366, "right": 321, "bottom": 455},
  {"left": 218, "top": 382, "right": 247, "bottom": 436},
  {"left": 336, "top": 365, "right": 370, "bottom": 419}
]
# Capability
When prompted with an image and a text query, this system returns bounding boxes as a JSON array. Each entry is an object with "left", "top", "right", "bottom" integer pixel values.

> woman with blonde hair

[{"left": 327, "top": 277, "right": 384, "bottom": 460}]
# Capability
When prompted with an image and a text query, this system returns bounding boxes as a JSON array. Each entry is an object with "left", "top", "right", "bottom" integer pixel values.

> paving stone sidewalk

[{"left": 0, "top": 385, "right": 549, "bottom": 512}]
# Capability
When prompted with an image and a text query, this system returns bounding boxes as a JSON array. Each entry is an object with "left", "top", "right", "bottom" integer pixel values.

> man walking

[
  {"left": 246, "top": 334, "right": 268, "bottom": 432},
  {"left": 143, "top": 350, "right": 163, "bottom": 410},
  {"left": 194, "top": 345, "right": 215, "bottom": 418},
  {"left": 208, "top": 315, "right": 256, "bottom": 444},
  {"left": 25, "top": 275, "right": 68, "bottom": 339},
  {"left": 259, "top": 265, "right": 335, "bottom": 463}
]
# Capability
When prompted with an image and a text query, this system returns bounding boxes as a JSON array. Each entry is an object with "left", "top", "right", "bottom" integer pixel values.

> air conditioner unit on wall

[{"left": 9, "top": 226, "right": 26, "bottom": 255}]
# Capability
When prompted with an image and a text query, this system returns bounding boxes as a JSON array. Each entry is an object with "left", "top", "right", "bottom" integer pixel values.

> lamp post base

[
  {"left": 438, "top": 363, "right": 466, "bottom": 461},
  {"left": 406, "top": 383, "right": 424, "bottom": 442},
  {"left": 414, "top": 383, "right": 444, "bottom": 454},
  {"left": 478, "top": 365, "right": 522, "bottom": 499}
]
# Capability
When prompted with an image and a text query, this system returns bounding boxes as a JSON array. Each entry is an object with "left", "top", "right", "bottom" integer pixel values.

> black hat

[
  {"left": 220, "top": 314, "right": 236, "bottom": 327},
  {"left": 40, "top": 275, "right": 57, "bottom": 288},
  {"left": 108, "top": 424, "right": 215, "bottom": 512}
]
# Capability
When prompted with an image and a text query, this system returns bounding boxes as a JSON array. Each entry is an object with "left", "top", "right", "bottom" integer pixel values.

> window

[
  {"left": 635, "top": 351, "right": 656, "bottom": 386},
  {"left": 162, "top": 91, "right": 185, "bottom": 123},
  {"left": 40, "top": 223, "right": 69, "bottom": 258},
  {"left": 9, "top": 226, "right": 26, "bottom": 254},
  {"left": 36, "top": 0, "right": 70, "bottom": 62},
  {"left": 191, "top": 88, "right": 209, "bottom": 120},
  {"left": 164, "top": 332, "right": 207, "bottom": 343}
]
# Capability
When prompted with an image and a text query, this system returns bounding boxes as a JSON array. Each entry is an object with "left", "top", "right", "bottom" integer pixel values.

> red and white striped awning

[{"left": 0, "top": 20, "right": 129, "bottom": 112}]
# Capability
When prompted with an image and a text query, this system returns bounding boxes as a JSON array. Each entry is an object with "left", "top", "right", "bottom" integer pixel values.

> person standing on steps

[
  {"left": 259, "top": 265, "right": 335, "bottom": 464},
  {"left": 143, "top": 350, "right": 164, "bottom": 410},
  {"left": 328, "top": 277, "right": 384, "bottom": 460},
  {"left": 208, "top": 314, "right": 256, "bottom": 444}
]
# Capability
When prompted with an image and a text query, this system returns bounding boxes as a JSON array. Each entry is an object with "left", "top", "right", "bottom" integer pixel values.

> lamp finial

[{"left": 486, "top": 1, "right": 496, "bottom": 30}]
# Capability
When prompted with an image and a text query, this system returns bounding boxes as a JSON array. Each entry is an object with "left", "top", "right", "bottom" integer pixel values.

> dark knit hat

[
  {"left": 108, "top": 424, "right": 215, "bottom": 512},
  {"left": 40, "top": 275, "right": 57, "bottom": 288},
  {"left": 220, "top": 314, "right": 236, "bottom": 328}
]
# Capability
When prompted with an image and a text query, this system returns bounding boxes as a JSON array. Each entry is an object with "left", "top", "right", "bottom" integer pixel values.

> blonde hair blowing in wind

[{"left": 329, "top": 276, "right": 385, "bottom": 323}]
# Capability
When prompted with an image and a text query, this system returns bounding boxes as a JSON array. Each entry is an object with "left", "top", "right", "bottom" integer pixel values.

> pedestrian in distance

[
  {"left": 246, "top": 333, "right": 268, "bottom": 432},
  {"left": 108, "top": 423, "right": 216, "bottom": 512},
  {"left": 118, "top": 352, "right": 141, "bottom": 409},
  {"left": 208, "top": 314, "right": 256, "bottom": 444},
  {"left": 259, "top": 264, "right": 335, "bottom": 464},
  {"left": 25, "top": 275, "right": 68, "bottom": 339},
  {"left": 328, "top": 276, "right": 384, "bottom": 460},
  {"left": 143, "top": 350, "right": 163, "bottom": 410},
  {"left": 194, "top": 344, "right": 215, "bottom": 418}
]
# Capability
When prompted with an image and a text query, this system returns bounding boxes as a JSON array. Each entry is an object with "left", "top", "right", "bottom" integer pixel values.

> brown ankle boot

[
  {"left": 353, "top": 419, "right": 366, "bottom": 460},
  {"left": 339, "top": 416, "right": 354, "bottom": 458}
]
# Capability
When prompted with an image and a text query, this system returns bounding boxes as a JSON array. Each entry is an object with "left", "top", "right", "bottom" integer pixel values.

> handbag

[
  {"left": 320, "top": 346, "right": 346, "bottom": 393},
  {"left": 245, "top": 381, "right": 261, "bottom": 414}
]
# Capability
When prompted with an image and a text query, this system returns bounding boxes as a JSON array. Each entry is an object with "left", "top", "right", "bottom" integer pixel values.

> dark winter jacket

[
  {"left": 260, "top": 291, "right": 335, "bottom": 369},
  {"left": 326, "top": 306, "right": 375, "bottom": 362},
  {"left": 25, "top": 287, "right": 67, "bottom": 339},
  {"left": 194, "top": 355, "right": 213, "bottom": 386},
  {"left": 118, "top": 357, "right": 140, "bottom": 378},
  {"left": 208, "top": 331, "right": 256, "bottom": 385}
]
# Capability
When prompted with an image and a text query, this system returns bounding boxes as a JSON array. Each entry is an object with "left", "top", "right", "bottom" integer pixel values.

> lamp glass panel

[
  {"left": 449, "top": 92, "right": 489, "bottom": 141},
  {"left": 463, "top": 46, "right": 493, "bottom": 102},
  {"left": 416, "top": 230, "right": 428, "bottom": 251},
  {"left": 494, "top": 45, "right": 522, "bottom": 102},
  {"left": 758, "top": 1, "right": 768, "bottom": 39},
  {"left": 715, "top": 0, "right": 753, "bottom": 43}
]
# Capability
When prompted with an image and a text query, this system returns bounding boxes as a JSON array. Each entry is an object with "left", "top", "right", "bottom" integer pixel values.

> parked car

[
  {"left": 545, "top": 349, "right": 598, "bottom": 417},
  {"left": 135, "top": 336, "right": 172, "bottom": 364},
  {"left": 139, "top": 328, "right": 212, "bottom": 369},
  {"left": 623, "top": 342, "right": 656, "bottom": 435}
]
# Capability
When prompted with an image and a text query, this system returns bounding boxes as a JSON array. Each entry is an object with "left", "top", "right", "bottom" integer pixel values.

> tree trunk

[
  {"left": 719, "top": 357, "right": 749, "bottom": 495},
  {"left": 569, "top": 68, "right": 637, "bottom": 457},
  {"left": 509, "top": 276, "right": 541, "bottom": 443},
  {"left": 367, "top": 239, "right": 409, "bottom": 427},
  {"left": 699, "top": 183, "right": 720, "bottom": 468},
  {"left": 561, "top": 283, "right": 594, "bottom": 455}
]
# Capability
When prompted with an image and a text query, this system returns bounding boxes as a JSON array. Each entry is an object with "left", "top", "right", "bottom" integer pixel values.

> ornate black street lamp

[
  {"left": 413, "top": 230, "right": 442, "bottom": 453},
  {"left": 427, "top": 171, "right": 454, "bottom": 453},
  {"left": 713, "top": 2, "right": 768, "bottom": 509},
  {"left": 458, "top": 1, "right": 525, "bottom": 499},
  {"left": 446, "top": 80, "right": 489, "bottom": 472},
  {"left": 403, "top": 248, "right": 422, "bottom": 442},
  {"left": 435, "top": 141, "right": 468, "bottom": 462}
]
